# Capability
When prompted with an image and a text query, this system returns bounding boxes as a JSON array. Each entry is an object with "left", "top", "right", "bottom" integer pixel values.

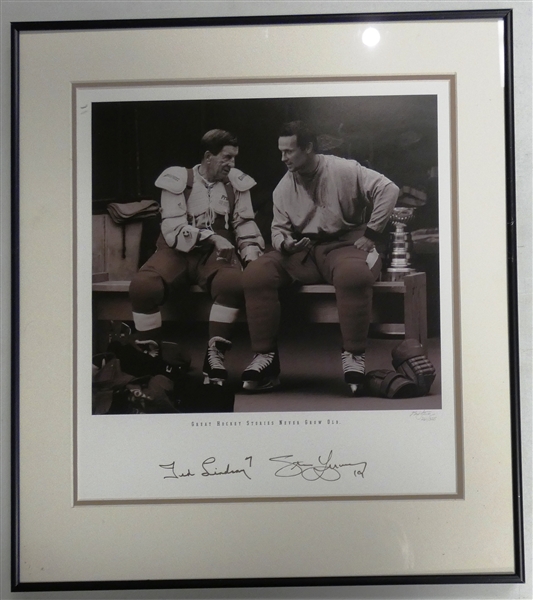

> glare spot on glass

[{"left": 362, "top": 27, "right": 381, "bottom": 47}]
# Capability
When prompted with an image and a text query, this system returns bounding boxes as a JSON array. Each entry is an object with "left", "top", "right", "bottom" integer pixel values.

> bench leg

[{"left": 403, "top": 272, "right": 428, "bottom": 350}]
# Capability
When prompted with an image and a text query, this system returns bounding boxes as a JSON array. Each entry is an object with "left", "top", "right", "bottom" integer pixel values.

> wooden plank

[
  {"left": 104, "top": 217, "right": 143, "bottom": 280},
  {"left": 92, "top": 281, "right": 407, "bottom": 295},
  {"left": 92, "top": 272, "right": 109, "bottom": 283},
  {"left": 93, "top": 280, "right": 130, "bottom": 292},
  {"left": 92, "top": 214, "right": 106, "bottom": 274},
  {"left": 297, "top": 281, "right": 408, "bottom": 294},
  {"left": 403, "top": 272, "right": 427, "bottom": 348},
  {"left": 298, "top": 284, "right": 334, "bottom": 294},
  {"left": 373, "top": 281, "right": 407, "bottom": 293},
  {"left": 92, "top": 273, "right": 429, "bottom": 340}
]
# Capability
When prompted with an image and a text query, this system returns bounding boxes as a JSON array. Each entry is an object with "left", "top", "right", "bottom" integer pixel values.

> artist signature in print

[{"left": 410, "top": 410, "right": 437, "bottom": 422}]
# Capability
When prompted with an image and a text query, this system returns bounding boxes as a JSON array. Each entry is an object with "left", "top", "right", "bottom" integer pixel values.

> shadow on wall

[{"left": 91, "top": 95, "right": 439, "bottom": 229}]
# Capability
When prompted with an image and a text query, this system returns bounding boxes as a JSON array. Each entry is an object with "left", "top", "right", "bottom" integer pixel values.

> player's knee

[
  {"left": 332, "top": 259, "right": 374, "bottom": 290},
  {"left": 129, "top": 270, "right": 165, "bottom": 309},
  {"left": 243, "top": 256, "right": 279, "bottom": 292},
  {"left": 211, "top": 269, "right": 244, "bottom": 305}
]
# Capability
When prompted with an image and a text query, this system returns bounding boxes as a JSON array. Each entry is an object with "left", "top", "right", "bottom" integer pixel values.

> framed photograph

[{"left": 11, "top": 7, "right": 524, "bottom": 591}]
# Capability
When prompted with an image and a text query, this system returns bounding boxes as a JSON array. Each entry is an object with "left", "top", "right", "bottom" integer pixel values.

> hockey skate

[
  {"left": 242, "top": 351, "right": 280, "bottom": 391},
  {"left": 341, "top": 350, "right": 366, "bottom": 396},
  {"left": 203, "top": 337, "right": 232, "bottom": 385}
]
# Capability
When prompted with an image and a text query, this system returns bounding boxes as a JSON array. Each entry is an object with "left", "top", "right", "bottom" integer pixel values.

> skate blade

[
  {"left": 242, "top": 377, "right": 281, "bottom": 392},
  {"left": 203, "top": 375, "right": 225, "bottom": 386},
  {"left": 349, "top": 383, "right": 363, "bottom": 396}
]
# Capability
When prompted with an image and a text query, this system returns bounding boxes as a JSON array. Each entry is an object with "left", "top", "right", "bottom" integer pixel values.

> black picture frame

[{"left": 10, "top": 8, "right": 524, "bottom": 592}]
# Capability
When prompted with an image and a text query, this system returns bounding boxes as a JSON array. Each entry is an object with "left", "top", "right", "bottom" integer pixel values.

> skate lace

[
  {"left": 207, "top": 345, "right": 225, "bottom": 370},
  {"left": 341, "top": 351, "right": 365, "bottom": 374},
  {"left": 248, "top": 352, "right": 275, "bottom": 372},
  {"left": 206, "top": 337, "right": 231, "bottom": 371}
]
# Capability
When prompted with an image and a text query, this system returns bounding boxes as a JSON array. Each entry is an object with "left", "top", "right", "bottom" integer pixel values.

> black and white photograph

[{"left": 91, "top": 93, "right": 442, "bottom": 416}]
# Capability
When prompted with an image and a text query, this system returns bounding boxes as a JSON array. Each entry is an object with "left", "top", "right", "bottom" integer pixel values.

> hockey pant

[
  {"left": 243, "top": 239, "right": 382, "bottom": 354},
  {"left": 129, "top": 237, "right": 243, "bottom": 342}
]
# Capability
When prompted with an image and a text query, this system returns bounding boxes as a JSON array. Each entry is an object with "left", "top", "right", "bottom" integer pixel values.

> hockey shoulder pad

[
  {"left": 227, "top": 168, "right": 256, "bottom": 192},
  {"left": 155, "top": 166, "right": 189, "bottom": 194}
]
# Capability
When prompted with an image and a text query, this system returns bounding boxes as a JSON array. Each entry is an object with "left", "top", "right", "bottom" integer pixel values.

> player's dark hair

[
  {"left": 278, "top": 121, "right": 318, "bottom": 152},
  {"left": 201, "top": 129, "right": 239, "bottom": 155}
]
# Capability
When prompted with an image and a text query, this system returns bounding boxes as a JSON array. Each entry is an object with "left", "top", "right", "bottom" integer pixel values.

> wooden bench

[
  {"left": 93, "top": 274, "right": 428, "bottom": 348},
  {"left": 92, "top": 215, "right": 428, "bottom": 348}
]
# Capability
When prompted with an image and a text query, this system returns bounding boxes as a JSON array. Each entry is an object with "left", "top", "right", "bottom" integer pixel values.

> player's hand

[
  {"left": 244, "top": 246, "right": 263, "bottom": 263},
  {"left": 354, "top": 236, "right": 375, "bottom": 252},
  {"left": 282, "top": 236, "right": 312, "bottom": 254},
  {"left": 210, "top": 234, "right": 235, "bottom": 261}
]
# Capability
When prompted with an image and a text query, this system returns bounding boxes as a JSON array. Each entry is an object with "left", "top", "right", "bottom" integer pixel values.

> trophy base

[{"left": 385, "top": 267, "right": 416, "bottom": 282}]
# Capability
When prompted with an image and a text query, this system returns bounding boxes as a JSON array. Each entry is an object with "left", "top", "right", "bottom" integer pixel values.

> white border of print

[{"left": 76, "top": 78, "right": 456, "bottom": 502}]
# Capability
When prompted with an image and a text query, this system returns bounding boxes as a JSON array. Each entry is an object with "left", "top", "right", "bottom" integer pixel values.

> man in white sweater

[{"left": 242, "top": 121, "right": 399, "bottom": 394}]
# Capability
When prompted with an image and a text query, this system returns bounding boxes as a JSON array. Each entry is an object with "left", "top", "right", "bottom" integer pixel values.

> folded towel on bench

[{"left": 107, "top": 200, "right": 160, "bottom": 224}]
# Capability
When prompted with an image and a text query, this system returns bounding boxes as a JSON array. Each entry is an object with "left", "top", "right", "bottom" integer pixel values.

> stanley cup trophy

[{"left": 386, "top": 207, "right": 416, "bottom": 281}]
